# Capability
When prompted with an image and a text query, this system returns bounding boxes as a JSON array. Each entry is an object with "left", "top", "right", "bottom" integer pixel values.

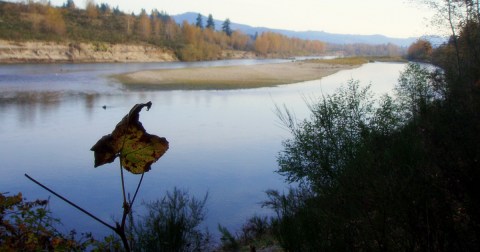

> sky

[{"left": 12, "top": 0, "right": 437, "bottom": 38}]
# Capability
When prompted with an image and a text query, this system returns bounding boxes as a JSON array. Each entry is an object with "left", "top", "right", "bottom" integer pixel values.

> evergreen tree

[
  {"left": 112, "top": 5, "right": 121, "bottom": 15},
  {"left": 222, "top": 18, "right": 232, "bottom": 36},
  {"left": 195, "top": 13, "right": 204, "bottom": 29},
  {"left": 99, "top": 3, "right": 110, "bottom": 14},
  {"left": 206, "top": 14, "right": 215, "bottom": 30},
  {"left": 63, "top": 0, "right": 75, "bottom": 9}
]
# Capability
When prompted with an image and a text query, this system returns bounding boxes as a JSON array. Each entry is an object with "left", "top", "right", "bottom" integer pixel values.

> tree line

[
  {"left": 0, "top": 0, "right": 327, "bottom": 61},
  {"left": 0, "top": 0, "right": 407, "bottom": 61}
]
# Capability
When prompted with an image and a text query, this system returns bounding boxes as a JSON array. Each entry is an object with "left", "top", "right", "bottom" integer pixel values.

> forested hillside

[
  {"left": 0, "top": 0, "right": 405, "bottom": 61},
  {"left": 0, "top": 0, "right": 328, "bottom": 61}
]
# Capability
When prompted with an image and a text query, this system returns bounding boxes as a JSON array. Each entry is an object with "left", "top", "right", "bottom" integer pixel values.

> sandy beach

[{"left": 115, "top": 61, "right": 360, "bottom": 90}]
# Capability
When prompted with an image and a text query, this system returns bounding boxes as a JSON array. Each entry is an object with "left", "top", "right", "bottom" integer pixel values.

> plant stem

[
  {"left": 130, "top": 172, "right": 145, "bottom": 207},
  {"left": 120, "top": 158, "right": 127, "bottom": 208},
  {"left": 115, "top": 222, "right": 131, "bottom": 252},
  {"left": 24, "top": 174, "right": 116, "bottom": 231},
  {"left": 118, "top": 157, "right": 132, "bottom": 252}
]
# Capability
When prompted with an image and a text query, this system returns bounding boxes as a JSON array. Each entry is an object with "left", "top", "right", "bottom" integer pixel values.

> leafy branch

[{"left": 26, "top": 101, "right": 169, "bottom": 252}]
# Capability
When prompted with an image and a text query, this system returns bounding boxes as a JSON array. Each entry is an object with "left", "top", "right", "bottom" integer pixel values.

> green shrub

[{"left": 130, "top": 188, "right": 211, "bottom": 252}]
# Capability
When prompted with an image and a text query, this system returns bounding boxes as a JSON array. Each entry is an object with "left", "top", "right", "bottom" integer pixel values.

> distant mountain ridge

[{"left": 172, "top": 12, "right": 420, "bottom": 47}]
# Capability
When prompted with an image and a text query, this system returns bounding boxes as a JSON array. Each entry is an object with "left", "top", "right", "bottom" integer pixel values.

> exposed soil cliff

[{"left": 0, "top": 40, "right": 178, "bottom": 63}]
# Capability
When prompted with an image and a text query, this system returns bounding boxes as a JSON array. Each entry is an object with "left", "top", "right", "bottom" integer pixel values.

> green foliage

[
  {"left": 270, "top": 54, "right": 480, "bottom": 250},
  {"left": 432, "top": 21, "right": 480, "bottom": 93},
  {"left": 218, "top": 224, "right": 239, "bottom": 251},
  {"left": 239, "top": 215, "right": 270, "bottom": 242},
  {"left": 92, "top": 41, "right": 109, "bottom": 52},
  {"left": 206, "top": 14, "right": 215, "bottom": 30},
  {"left": 195, "top": 13, "right": 203, "bottom": 29},
  {"left": 395, "top": 63, "right": 443, "bottom": 120},
  {"left": 222, "top": 18, "right": 232, "bottom": 37},
  {"left": 276, "top": 79, "right": 379, "bottom": 190},
  {"left": 263, "top": 187, "right": 320, "bottom": 251},
  {"left": 130, "top": 188, "right": 211, "bottom": 252}
]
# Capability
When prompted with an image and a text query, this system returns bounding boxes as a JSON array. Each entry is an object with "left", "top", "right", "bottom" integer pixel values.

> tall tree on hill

[
  {"left": 99, "top": 3, "right": 111, "bottom": 15},
  {"left": 137, "top": 9, "right": 151, "bottom": 39},
  {"left": 63, "top": 0, "right": 75, "bottom": 9},
  {"left": 85, "top": 0, "right": 98, "bottom": 19},
  {"left": 151, "top": 10, "right": 163, "bottom": 38},
  {"left": 195, "top": 13, "right": 204, "bottom": 29},
  {"left": 125, "top": 13, "right": 135, "bottom": 36},
  {"left": 422, "top": 0, "right": 480, "bottom": 78},
  {"left": 164, "top": 17, "right": 180, "bottom": 41},
  {"left": 222, "top": 18, "right": 232, "bottom": 36},
  {"left": 206, "top": 14, "right": 215, "bottom": 30},
  {"left": 112, "top": 6, "right": 121, "bottom": 15}
]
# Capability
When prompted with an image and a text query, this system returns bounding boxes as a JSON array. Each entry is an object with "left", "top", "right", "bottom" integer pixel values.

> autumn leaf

[{"left": 90, "top": 102, "right": 169, "bottom": 174}]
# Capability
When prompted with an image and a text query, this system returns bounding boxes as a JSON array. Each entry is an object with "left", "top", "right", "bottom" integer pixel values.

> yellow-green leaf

[{"left": 90, "top": 102, "right": 169, "bottom": 174}]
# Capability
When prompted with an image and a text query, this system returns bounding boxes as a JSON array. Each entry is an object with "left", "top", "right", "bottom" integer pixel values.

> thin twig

[
  {"left": 120, "top": 159, "right": 127, "bottom": 207},
  {"left": 24, "top": 173, "right": 116, "bottom": 231},
  {"left": 130, "top": 172, "right": 145, "bottom": 207}
]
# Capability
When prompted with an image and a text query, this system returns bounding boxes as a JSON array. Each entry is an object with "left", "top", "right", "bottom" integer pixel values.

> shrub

[
  {"left": 130, "top": 188, "right": 211, "bottom": 252},
  {"left": 0, "top": 192, "right": 92, "bottom": 251}
]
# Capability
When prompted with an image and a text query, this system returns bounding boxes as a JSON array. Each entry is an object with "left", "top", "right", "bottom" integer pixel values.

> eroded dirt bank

[{"left": 0, "top": 40, "right": 177, "bottom": 63}]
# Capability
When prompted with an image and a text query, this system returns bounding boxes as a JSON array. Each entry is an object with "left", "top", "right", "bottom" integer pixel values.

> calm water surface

[{"left": 0, "top": 60, "right": 407, "bottom": 238}]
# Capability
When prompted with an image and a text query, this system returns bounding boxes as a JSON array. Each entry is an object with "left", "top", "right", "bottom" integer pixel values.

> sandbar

[{"left": 115, "top": 61, "right": 360, "bottom": 90}]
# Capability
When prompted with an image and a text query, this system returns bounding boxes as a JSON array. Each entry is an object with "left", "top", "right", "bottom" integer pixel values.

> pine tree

[
  {"left": 195, "top": 13, "right": 204, "bottom": 29},
  {"left": 64, "top": 0, "right": 75, "bottom": 9},
  {"left": 222, "top": 18, "right": 232, "bottom": 36},
  {"left": 206, "top": 14, "right": 215, "bottom": 30}
]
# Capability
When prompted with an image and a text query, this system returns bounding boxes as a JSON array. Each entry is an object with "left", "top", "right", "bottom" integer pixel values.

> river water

[{"left": 0, "top": 59, "right": 407, "bottom": 239}]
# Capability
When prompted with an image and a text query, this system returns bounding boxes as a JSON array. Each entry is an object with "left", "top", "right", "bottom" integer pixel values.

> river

[{"left": 0, "top": 60, "right": 407, "bottom": 239}]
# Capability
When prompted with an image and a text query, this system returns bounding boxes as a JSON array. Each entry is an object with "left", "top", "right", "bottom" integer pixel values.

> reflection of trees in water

[
  {"left": 0, "top": 91, "right": 161, "bottom": 127},
  {"left": 0, "top": 92, "right": 62, "bottom": 126},
  {"left": 84, "top": 93, "right": 100, "bottom": 118},
  {"left": 0, "top": 91, "right": 101, "bottom": 127}
]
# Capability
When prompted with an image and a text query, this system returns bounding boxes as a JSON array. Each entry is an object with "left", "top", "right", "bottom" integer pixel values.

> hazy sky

[{"left": 18, "top": 0, "right": 437, "bottom": 38}]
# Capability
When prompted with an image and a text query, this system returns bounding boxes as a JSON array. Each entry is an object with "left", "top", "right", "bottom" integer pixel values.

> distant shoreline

[{"left": 115, "top": 61, "right": 361, "bottom": 90}]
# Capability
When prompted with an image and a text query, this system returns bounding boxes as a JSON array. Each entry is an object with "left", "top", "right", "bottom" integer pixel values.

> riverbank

[
  {"left": 0, "top": 40, "right": 178, "bottom": 63},
  {"left": 0, "top": 40, "right": 261, "bottom": 64},
  {"left": 116, "top": 61, "right": 361, "bottom": 90}
]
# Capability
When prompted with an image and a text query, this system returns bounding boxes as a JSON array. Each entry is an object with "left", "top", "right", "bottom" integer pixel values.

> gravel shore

[{"left": 115, "top": 61, "right": 360, "bottom": 90}]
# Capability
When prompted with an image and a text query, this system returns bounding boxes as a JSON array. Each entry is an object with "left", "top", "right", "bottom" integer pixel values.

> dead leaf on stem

[{"left": 90, "top": 102, "right": 169, "bottom": 174}]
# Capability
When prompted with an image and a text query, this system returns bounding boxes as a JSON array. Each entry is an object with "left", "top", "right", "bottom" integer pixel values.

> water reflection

[{"left": 0, "top": 91, "right": 107, "bottom": 127}]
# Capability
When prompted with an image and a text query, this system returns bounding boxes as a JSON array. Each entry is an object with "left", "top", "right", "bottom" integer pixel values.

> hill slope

[{"left": 172, "top": 12, "right": 418, "bottom": 47}]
